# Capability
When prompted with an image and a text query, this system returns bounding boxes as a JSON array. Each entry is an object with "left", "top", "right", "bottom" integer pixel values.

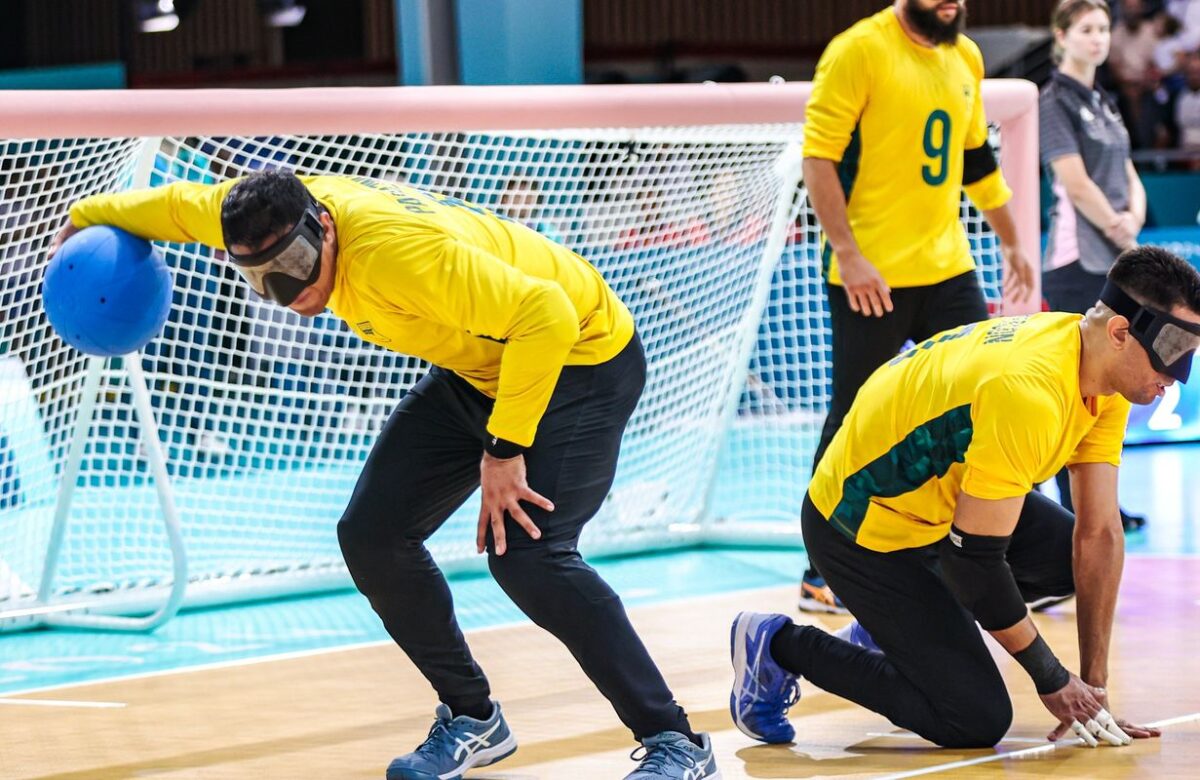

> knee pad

[{"left": 939, "top": 525, "right": 1027, "bottom": 631}]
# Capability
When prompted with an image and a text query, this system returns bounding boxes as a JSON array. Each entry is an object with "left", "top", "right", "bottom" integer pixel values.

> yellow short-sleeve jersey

[
  {"left": 803, "top": 8, "right": 1012, "bottom": 288},
  {"left": 808, "top": 313, "right": 1130, "bottom": 552}
]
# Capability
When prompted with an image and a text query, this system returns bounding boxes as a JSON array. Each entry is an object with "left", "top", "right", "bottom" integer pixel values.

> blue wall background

[{"left": 0, "top": 62, "right": 125, "bottom": 89}]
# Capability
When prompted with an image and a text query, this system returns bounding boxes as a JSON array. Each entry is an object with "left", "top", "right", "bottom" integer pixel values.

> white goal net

[{"left": 0, "top": 83, "right": 1036, "bottom": 630}]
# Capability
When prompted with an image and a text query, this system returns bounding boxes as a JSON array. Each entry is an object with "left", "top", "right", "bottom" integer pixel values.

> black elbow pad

[
  {"left": 962, "top": 143, "right": 999, "bottom": 186},
  {"left": 939, "top": 524, "right": 1027, "bottom": 631}
]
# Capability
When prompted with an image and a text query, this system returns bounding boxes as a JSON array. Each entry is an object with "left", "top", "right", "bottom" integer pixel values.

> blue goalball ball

[{"left": 42, "top": 226, "right": 173, "bottom": 357}]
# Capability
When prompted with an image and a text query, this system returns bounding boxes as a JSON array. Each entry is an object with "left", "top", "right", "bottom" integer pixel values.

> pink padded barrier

[{"left": 0, "top": 80, "right": 1039, "bottom": 312}]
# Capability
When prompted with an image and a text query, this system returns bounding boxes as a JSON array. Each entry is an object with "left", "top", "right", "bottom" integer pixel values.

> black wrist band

[
  {"left": 484, "top": 435, "right": 525, "bottom": 459},
  {"left": 1013, "top": 633, "right": 1071, "bottom": 695}
]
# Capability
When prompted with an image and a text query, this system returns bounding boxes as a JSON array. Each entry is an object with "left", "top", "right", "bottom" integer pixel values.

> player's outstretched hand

[
  {"left": 1064, "top": 686, "right": 1161, "bottom": 742},
  {"left": 1001, "top": 243, "right": 1037, "bottom": 304},
  {"left": 1041, "top": 675, "right": 1133, "bottom": 747},
  {"left": 478, "top": 452, "right": 551, "bottom": 556},
  {"left": 836, "top": 249, "right": 893, "bottom": 318},
  {"left": 49, "top": 219, "right": 81, "bottom": 258}
]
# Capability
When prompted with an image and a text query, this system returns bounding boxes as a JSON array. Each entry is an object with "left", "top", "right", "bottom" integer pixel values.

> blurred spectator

[
  {"left": 1111, "top": 0, "right": 1162, "bottom": 146},
  {"left": 498, "top": 177, "right": 569, "bottom": 244},
  {"left": 1151, "top": 11, "right": 1189, "bottom": 75},
  {"left": 1112, "top": 0, "right": 1160, "bottom": 86},
  {"left": 703, "top": 171, "right": 769, "bottom": 247},
  {"left": 615, "top": 185, "right": 709, "bottom": 251},
  {"left": 1177, "top": 52, "right": 1200, "bottom": 156},
  {"left": 1166, "top": 0, "right": 1200, "bottom": 50}
]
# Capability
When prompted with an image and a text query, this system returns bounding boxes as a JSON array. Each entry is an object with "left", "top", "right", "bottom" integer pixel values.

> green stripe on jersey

[{"left": 828, "top": 404, "right": 974, "bottom": 538}]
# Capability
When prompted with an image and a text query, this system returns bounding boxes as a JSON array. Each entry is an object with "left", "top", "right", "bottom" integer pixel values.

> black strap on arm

[
  {"left": 938, "top": 524, "right": 1027, "bottom": 631},
  {"left": 962, "top": 143, "right": 999, "bottom": 186},
  {"left": 484, "top": 435, "right": 525, "bottom": 459},
  {"left": 1014, "top": 633, "right": 1071, "bottom": 695}
]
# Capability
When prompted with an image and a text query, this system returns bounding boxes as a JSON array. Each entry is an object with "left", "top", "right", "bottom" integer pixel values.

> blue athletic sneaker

[
  {"left": 833, "top": 619, "right": 881, "bottom": 652},
  {"left": 386, "top": 701, "right": 516, "bottom": 780},
  {"left": 625, "top": 731, "right": 721, "bottom": 779},
  {"left": 730, "top": 611, "right": 800, "bottom": 744}
]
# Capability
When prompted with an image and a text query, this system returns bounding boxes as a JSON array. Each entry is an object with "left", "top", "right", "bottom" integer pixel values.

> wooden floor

[{"left": 4, "top": 556, "right": 1198, "bottom": 779}]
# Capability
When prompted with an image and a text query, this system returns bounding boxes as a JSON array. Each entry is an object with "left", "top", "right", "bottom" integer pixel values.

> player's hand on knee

[
  {"left": 835, "top": 249, "right": 893, "bottom": 318},
  {"left": 478, "top": 453, "right": 551, "bottom": 555},
  {"left": 1042, "top": 675, "right": 1132, "bottom": 747}
]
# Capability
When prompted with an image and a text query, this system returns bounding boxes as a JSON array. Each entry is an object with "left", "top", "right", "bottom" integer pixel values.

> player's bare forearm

[
  {"left": 1073, "top": 521, "right": 1123, "bottom": 686},
  {"left": 1069, "top": 463, "right": 1124, "bottom": 686},
  {"left": 803, "top": 157, "right": 860, "bottom": 256},
  {"left": 980, "top": 201, "right": 1020, "bottom": 249},
  {"left": 981, "top": 201, "right": 1036, "bottom": 302}
]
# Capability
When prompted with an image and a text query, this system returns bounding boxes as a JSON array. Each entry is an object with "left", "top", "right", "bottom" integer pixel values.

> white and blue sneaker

[
  {"left": 730, "top": 611, "right": 800, "bottom": 744},
  {"left": 386, "top": 701, "right": 516, "bottom": 780},
  {"left": 625, "top": 731, "right": 721, "bottom": 779},
  {"left": 833, "top": 619, "right": 881, "bottom": 652}
]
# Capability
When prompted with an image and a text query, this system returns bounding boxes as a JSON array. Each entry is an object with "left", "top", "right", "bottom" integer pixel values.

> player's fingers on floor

[
  {"left": 1071, "top": 719, "right": 1099, "bottom": 747},
  {"left": 1096, "top": 710, "right": 1132, "bottom": 745},
  {"left": 1085, "top": 718, "right": 1123, "bottom": 746},
  {"left": 1121, "top": 718, "right": 1162, "bottom": 738}
]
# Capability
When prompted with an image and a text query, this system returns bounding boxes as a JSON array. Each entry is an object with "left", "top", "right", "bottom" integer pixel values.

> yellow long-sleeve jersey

[{"left": 70, "top": 175, "right": 635, "bottom": 447}]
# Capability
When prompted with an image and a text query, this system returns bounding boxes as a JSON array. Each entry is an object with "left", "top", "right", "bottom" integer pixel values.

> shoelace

[
  {"left": 629, "top": 737, "right": 699, "bottom": 773},
  {"left": 413, "top": 718, "right": 456, "bottom": 761},
  {"left": 748, "top": 676, "right": 800, "bottom": 716},
  {"left": 781, "top": 678, "right": 801, "bottom": 710}
]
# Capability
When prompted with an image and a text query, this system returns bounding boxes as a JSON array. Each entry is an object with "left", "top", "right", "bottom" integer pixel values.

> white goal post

[{"left": 0, "top": 81, "right": 1039, "bottom": 632}]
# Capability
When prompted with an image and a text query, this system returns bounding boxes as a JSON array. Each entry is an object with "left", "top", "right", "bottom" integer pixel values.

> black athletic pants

[
  {"left": 336, "top": 334, "right": 692, "bottom": 740},
  {"left": 772, "top": 492, "right": 1075, "bottom": 748},
  {"left": 1042, "top": 260, "right": 1107, "bottom": 512}
]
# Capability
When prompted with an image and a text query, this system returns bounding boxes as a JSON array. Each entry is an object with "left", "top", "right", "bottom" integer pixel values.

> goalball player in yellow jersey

[
  {"left": 52, "top": 171, "right": 719, "bottom": 780},
  {"left": 798, "top": 0, "right": 1039, "bottom": 613},
  {"left": 730, "top": 246, "right": 1199, "bottom": 750}
]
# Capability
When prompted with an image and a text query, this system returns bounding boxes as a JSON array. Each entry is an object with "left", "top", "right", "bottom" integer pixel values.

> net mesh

[
  {"left": 0, "top": 123, "right": 1003, "bottom": 621},
  {"left": 710, "top": 126, "right": 1005, "bottom": 539}
]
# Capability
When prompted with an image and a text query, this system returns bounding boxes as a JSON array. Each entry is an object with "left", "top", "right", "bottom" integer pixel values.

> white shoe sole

[{"left": 1027, "top": 594, "right": 1074, "bottom": 612}]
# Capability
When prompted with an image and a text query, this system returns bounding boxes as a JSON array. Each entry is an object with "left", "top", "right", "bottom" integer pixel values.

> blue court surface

[{"left": 1, "top": 441, "right": 1196, "bottom": 698}]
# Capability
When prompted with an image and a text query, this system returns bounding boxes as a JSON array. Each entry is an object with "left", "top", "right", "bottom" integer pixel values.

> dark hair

[
  {"left": 220, "top": 169, "right": 311, "bottom": 249},
  {"left": 1050, "top": 0, "right": 1110, "bottom": 63},
  {"left": 1108, "top": 245, "right": 1200, "bottom": 314}
]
